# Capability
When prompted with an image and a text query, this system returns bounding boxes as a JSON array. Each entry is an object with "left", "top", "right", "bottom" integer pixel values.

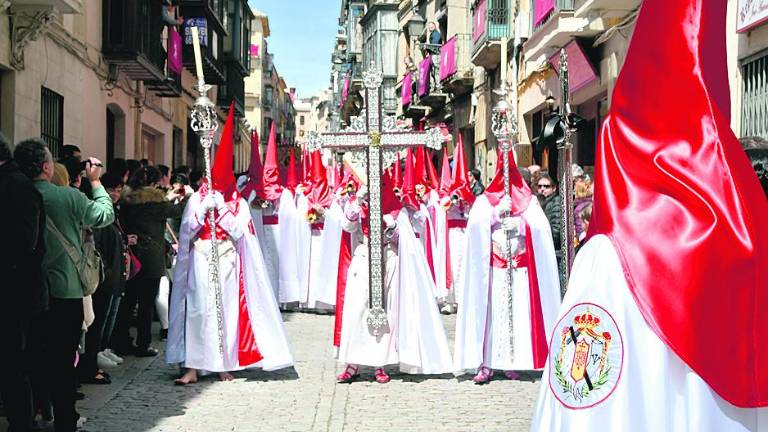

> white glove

[
  {"left": 502, "top": 216, "right": 520, "bottom": 235},
  {"left": 212, "top": 191, "right": 226, "bottom": 209},
  {"left": 495, "top": 196, "right": 512, "bottom": 219},
  {"left": 383, "top": 214, "right": 396, "bottom": 229},
  {"left": 412, "top": 209, "right": 427, "bottom": 224},
  {"left": 344, "top": 199, "right": 362, "bottom": 221},
  {"left": 201, "top": 193, "right": 217, "bottom": 212},
  {"left": 356, "top": 185, "right": 368, "bottom": 199}
]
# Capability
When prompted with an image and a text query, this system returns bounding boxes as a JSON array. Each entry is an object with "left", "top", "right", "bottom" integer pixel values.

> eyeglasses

[{"left": 537, "top": 183, "right": 553, "bottom": 189}]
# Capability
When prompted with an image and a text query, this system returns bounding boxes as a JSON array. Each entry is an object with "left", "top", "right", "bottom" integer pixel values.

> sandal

[
  {"left": 473, "top": 366, "right": 493, "bottom": 385},
  {"left": 336, "top": 364, "right": 359, "bottom": 383},
  {"left": 374, "top": 368, "right": 390, "bottom": 384},
  {"left": 503, "top": 370, "right": 520, "bottom": 380}
]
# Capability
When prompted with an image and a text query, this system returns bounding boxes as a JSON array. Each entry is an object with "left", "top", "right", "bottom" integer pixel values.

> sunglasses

[{"left": 537, "top": 184, "right": 553, "bottom": 189}]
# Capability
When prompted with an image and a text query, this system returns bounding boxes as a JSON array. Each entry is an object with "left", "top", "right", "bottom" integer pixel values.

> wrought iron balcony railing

[{"left": 471, "top": 0, "right": 511, "bottom": 56}]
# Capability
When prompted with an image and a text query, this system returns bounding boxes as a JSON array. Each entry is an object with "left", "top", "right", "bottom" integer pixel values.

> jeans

[
  {"left": 77, "top": 287, "right": 112, "bottom": 379},
  {"left": 0, "top": 314, "right": 33, "bottom": 432},
  {"left": 114, "top": 278, "right": 160, "bottom": 351},
  {"left": 102, "top": 294, "right": 121, "bottom": 350},
  {"left": 46, "top": 297, "right": 84, "bottom": 432}
]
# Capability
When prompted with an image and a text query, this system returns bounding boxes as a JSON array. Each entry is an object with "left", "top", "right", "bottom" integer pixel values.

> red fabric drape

[
  {"left": 524, "top": 222, "right": 547, "bottom": 369},
  {"left": 237, "top": 255, "right": 263, "bottom": 366},
  {"left": 333, "top": 231, "right": 352, "bottom": 348}
]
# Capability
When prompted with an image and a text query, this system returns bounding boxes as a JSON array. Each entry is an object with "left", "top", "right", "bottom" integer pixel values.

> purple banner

[
  {"left": 250, "top": 44, "right": 260, "bottom": 57},
  {"left": 439, "top": 36, "right": 457, "bottom": 81},
  {"left": 168, "top": 27, "right": 182, "bottom": 74},
  {"left": 402, "top": 73, "right": 413, "bottom": 107},
  {"left": 533, "top": 0, "right": 555, "bottom": 27},
  {"left": 340, "top": 77, "right": 350, "bottom": 108},
  {"left": 472, "top": 0, "right": 487, "bottom": 43},
  {"left": 418, "top": 57, "right": 431, "bottom": 97},
  {"left": 548, "top": 40, "right": 598, "bottom": 94}
]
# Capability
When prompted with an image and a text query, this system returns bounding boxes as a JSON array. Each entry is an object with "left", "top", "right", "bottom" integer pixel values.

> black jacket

[
  {"left": 541, "top": 193, "right": 562, "bottom": 256},
  {"left": 0, "top": 161, "right": 47, "bottom": 317},
  {"left": 120, "top": 187, "right": 186, "bottom": 279},
  {"left": 94, "top": 215, "right": 127, "bottom": 296}
]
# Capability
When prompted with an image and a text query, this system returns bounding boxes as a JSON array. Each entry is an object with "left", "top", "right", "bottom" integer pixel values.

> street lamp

[
  {"left": 545, "top": 93, "right": 556, "bottom": 112},
  {"left": 407, "top": 7, "right": 426, "bottom": 41}
]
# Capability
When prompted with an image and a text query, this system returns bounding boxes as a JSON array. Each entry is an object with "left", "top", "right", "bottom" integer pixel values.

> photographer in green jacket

[{"left": 14, "top": 138, "right": 114, "bottom": 432}]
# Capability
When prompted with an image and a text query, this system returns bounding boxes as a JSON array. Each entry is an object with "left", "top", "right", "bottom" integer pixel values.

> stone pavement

[{"left": 74, "top": 313, "right": 540, "bottom": 432}]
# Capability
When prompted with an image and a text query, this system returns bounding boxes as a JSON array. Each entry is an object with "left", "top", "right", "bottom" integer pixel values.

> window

[
  {"left": 742, "top": 51, "right": 768, "bottom": 139},
  {"left": 41, "top": 87, "right": 64, "bottom": 159},
  {"left": 300, "top": 115, "right": 305, "bottom": 126}
]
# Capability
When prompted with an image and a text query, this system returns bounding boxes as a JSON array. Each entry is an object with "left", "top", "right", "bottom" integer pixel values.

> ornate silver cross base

[{"left": 308, "top": 63, "right": 443, "bottom": 335}]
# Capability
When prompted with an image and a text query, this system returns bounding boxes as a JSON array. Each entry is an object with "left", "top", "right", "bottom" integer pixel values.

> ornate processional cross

[{"left": 308, "top": 64, "right": 444, "bottom": 335}]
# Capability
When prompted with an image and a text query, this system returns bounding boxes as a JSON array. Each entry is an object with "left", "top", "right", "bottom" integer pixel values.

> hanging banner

[
  {"left": 533, "top": 0, "right": 556, "bottom": 27},
  {"left": 440, "top": 36, "right": 457, "bottom": 81},
  {"left": 250, "top": 44, "right": 260, "bottom": 57},
  {"left": 472, "top": 0, "right": 487, "bottom": 43},
  {"left": 418, "top": 57, "right": 431, "bottom": 97},
  {"left": 168, "top": 27, "right": 183, "bottom": 74},
  {"left": 184, "top": 18, "right": 208, "bottom": 46},
  {"left": 340, "top": 77, "right": 351, "bottom": 108},
  {"left": 549, "top": 40, "right": 598, "bottom": 94},
  {"left": 402, "top": 73, "right": 413, "bottom": 107}
]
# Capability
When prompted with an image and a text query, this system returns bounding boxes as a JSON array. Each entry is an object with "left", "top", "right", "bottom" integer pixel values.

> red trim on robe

[
  {"left": 237, "top": 254, "right": 263, "bottom": 366},
  {"left": 333, "top": 231, "right": 352, "bottom": 348},
  {"left": 447, "top": 219, "right": 468, "bottom": 229},
  {"left": 262, "top": 215, "right": 279, "bottom": 225},
  {"left": 524, "top": 222, "right": 548, "bottom": 369},
  {"left": 444, "top": 216, "right": 453, "bottom": 292},
  {"left": 425, "top": 208, "right": 436, "bottom": 282}
]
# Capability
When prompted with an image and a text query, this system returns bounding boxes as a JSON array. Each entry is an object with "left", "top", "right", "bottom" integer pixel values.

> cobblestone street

[{"left": 75, "top": 313, "right": 540, "bottom": 432}]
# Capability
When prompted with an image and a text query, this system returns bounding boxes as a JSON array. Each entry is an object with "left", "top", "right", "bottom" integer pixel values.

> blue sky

[{"left": 251, "top": 1, "right": 339, "bottom": 99}]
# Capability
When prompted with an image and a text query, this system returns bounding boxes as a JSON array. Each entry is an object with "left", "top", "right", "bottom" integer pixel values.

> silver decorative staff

[
  {"left": 557, "top": 49, "right": 576, "bottom": 284},
  {"left": 188, "top": 26, "right": 225, "bottom": 357},
  {"left": 308, "top": 63, "right": 443, "bottom": 335},
  {"left": 491, "top": 64, "right": 519, "bottom": 362}
]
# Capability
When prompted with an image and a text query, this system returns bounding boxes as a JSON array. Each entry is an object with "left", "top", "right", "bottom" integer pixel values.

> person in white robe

[
  {"left": 335, "top": 170, "right": 453, "bottom": 383},
  {"left": 531, "top": 0, "right": 768, "bottom": 429},
  {"left": 454, "top": 150, "right": 560, "bottom": 384},
  {"left": 167, "top": 108, "right": 293, "bottom": 384}
]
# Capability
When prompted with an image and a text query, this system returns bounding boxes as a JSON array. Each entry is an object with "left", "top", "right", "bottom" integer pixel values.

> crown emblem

[{"left": 573, "top": 310, "right": 601, "bottom": 331}]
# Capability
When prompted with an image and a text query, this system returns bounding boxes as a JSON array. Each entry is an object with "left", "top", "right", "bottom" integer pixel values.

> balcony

[
  {"left": 525, "top": 0, "right": 614, "bottom": 61},
  {"left": 440, "top": 33, "right": 473, "bottom": 95},
  {"left": 413, "top": 56, "right": 447, "bottom": 109},
  {"left": 470, "top": 0, "right": 511, "bottom": 69},
  {"left": 144, "top": 67, "right": 181, "bottom": 97},
  {"left": 217, "top": 62, "right": 246, "bottom": 117},
  {"left": 179, "top": 0, "right": 226, "bottom": 84},
  {"left": 12, "top": 0, "right": 82, "bottom": 13},
  {"left": 103, "top": 0, "right": 168, "bottom": 82}
]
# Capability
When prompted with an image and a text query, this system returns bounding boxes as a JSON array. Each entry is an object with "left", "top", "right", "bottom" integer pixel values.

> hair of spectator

[
  {"left": 61, "top": 144, "right": 81, "bottom": 159},
  {"left": 170, "top": 173, "right": 189, "bottom": 186},
  {"left": 158, "top": 164, "right": 170, "bottom": 178},
  {"left": 126, "top": 159, "right": 142, "bottom": 176},
  {"left": 739, "top": 136, "right": 768, "bottom": 150},
  {"left": 128, "top": 165, "right": 162, "bottom": 189},
  {"left": 101, "top": 171, "right": 124, "bottom": 189},
  {"left": 0, "top": 132, "right": 11, "bottom": 162},
  {"left": 13, "top": 138, "right": 50, "bottom": 179}
]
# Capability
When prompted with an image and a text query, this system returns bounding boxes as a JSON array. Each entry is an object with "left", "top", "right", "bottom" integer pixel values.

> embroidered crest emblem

[{"left": 549, "top": 303, "right": 624, "bottom": 409}]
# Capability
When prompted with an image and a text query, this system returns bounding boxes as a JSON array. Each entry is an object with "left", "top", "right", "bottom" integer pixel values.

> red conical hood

[
  {"left": 414, "top": 146, "right": 427, "bottom": 187},
  {"left": 301, "top": 145, "right": 312, "bottom": 191},
  {"left": 381, "top": 167, "right": 403, "bottom": 219},
  {"left": 241, "top": 129, "right": 263, "bottom": 201},
  {"left": 393, "top": 152, "right": 402, "bottom": 190},
  {"left": 286, "top": 148, "right": 298, "bottom": 191},
  {"left": 308, "top": 150, "right": 331, "bottom": 208},
  {"left": 484, "top": 148, "right": 531, "bottom": 215},
  {"left": 400, "top": 148, "right": 420, "bottom": 209},
  {"left": 590, "top": 0, "right": 767, "bottom": 407},
  {"left": 450, "top": 134, "right": 475, "bottom": 205},
  {"left": 425, "top": 149, "right": 440, "bottom": 192},
  {"left": 211, "top": 102, "right": 237, "bottom": 199},
  {"left": 262, "top": 122, "right": 282, "bottom": 200},
  {"left": 439, "top": 146, "right": 452, "bottom": 198}
]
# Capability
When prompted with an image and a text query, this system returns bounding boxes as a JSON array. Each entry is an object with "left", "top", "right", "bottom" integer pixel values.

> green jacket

[{"left": 35, "top": 181, "right": 115, "bottom": 299}]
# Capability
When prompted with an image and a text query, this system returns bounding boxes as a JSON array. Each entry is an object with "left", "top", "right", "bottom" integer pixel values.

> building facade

[{"left": 1, "top": 0, "right": 256, "bottom": 172}]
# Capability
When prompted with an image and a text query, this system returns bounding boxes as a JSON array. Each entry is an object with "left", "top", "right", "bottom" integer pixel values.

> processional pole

[{"left": 188, "top": 26, "right": 225, "bottom": 357}]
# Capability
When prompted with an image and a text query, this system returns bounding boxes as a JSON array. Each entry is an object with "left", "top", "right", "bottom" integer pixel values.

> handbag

[
  {"left": 125, "top": 247, "right": 142, "bottom": 280},
  {"left": 46, "top": 217, "right": 105, "bottom": 296}
]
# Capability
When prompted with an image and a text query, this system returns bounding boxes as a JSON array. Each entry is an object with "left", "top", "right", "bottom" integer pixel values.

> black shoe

[
  {"left": 134, "top": 346, "right": 159, "bottom": 357},
  {"left": 160, "top": 329, "right": 168, "bottom": 340}
]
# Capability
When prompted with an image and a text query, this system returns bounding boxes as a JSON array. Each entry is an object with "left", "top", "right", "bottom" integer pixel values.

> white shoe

[
  {"left": 97, "top": 352, "right": 118, "bottom": 369},
  {"left": 440, "top": 304, "right": 455, "bottom": 315},
  {"left": 103, "top": 349, "right": 124, "bottom": 364},
  {"left": 76, "top": 417, "right": 87, "bottom": 429}
]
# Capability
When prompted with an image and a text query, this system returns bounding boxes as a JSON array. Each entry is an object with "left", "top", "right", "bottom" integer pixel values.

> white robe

[
  {"left": 337, "top": 210, "right": 454, "bottom": 374},
  {"left": 427, "top": 195, "right": 449, "bottom": 300},
  {"left": 166, "top": 193, "right": 294, "bottom": 372},
  {"left": 308, "top": 201, "right": 344, "bottom": 307},
  {"left": 454, "top": 196, "right": 560, "bottom": 372},
  {"left": 531, "top": 235, "right": 767, "bottom": 431},
  {"left": 446, "top": 206, "right": 468, "bottom": 304},
  {"left": 294, "top": 193, "right": 313, "bottom": 306}
]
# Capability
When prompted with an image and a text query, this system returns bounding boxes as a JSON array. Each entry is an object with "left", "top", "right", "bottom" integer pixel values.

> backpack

[{"left": 46, "top": 217, "right": 105, "bottom": 296}]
